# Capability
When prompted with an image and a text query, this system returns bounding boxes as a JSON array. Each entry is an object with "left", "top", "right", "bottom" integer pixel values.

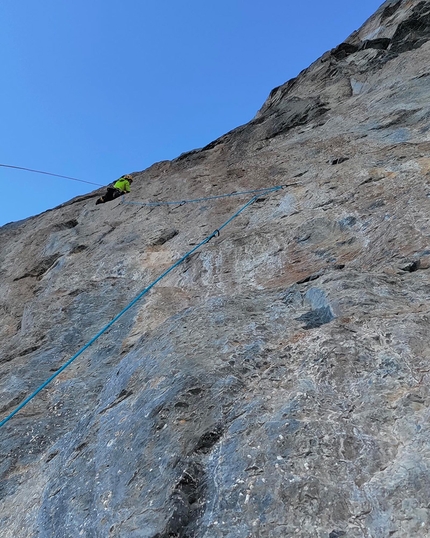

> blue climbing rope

[
  {"left": 121, "top": 184, "right": 285, "bottom": 207},
  {"left": 0, "top": 190, "right": 279, "bottom": 429},
  {"left": 0, "top": 164, "right": 290, "bottom": 202}
]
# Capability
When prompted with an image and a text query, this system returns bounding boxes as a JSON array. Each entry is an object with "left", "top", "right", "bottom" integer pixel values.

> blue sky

[{"left": 0, "top": 0, "right": 384, "bottom": 226}]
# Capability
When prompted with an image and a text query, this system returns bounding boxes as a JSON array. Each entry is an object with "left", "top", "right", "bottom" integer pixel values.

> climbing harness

[{"left": 0, "top": 189, "right": 281, "bottom": 429}]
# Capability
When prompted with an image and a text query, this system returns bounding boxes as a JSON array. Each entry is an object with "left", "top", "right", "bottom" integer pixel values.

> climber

[{"left": 95, "top": 175, "right": 133, "bottom": 205}]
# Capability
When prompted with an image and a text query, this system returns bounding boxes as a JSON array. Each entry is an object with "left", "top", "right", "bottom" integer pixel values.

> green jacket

[{"left": 113, "top": 178, "right": 131, "bottom": 193}]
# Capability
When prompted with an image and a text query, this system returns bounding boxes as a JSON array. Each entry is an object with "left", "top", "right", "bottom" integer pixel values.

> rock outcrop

[{"left": 2, "top": 1, "right": 430, "bottom": 536}]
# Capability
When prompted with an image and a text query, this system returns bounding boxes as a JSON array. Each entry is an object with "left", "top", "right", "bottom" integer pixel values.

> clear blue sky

[{"left": 0, "top": 0, "right": 384, "bottom": 226}]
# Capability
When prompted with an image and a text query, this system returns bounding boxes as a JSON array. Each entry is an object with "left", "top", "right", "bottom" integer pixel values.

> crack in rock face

[
  {"left": 2, "top": 1, "right": 430, "bottom": 537},
  {"left": 154, "top": 462, "right": 207, "bottom": 538}
]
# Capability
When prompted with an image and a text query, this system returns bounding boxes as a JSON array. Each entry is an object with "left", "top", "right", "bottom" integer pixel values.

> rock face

[{"left": 2, "top": 1, "right": 430, "bottom": 536}]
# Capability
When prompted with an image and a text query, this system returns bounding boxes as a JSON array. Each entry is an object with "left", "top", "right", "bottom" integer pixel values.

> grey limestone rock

[{"left": 2, "top": 1, "right": 430, "bottom": 537}]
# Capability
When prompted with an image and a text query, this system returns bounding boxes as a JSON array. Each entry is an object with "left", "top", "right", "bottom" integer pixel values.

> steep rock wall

[{"left": 1, "top": 1, "right": 430, "bottom": 537}]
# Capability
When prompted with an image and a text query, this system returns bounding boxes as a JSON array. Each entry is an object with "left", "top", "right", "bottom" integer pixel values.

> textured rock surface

[{"left": 2, "top": 1, "right": 430, "bottom": 536}]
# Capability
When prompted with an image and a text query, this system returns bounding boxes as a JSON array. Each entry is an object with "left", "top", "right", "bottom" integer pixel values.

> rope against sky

[
  {"left": 0, "top": 163, "right": 104, "bottom": 187},
  {"left": 1, "top": 162, "right": 290, "bottom": 207}
]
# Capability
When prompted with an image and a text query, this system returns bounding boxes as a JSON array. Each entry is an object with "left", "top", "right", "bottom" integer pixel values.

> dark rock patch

[
  {"left": 174, "top": 401, "right": 189, "bottom": 409},
  {"left": 370, "top": 108, "right": 422, "bottom": 130},
  {"left": 360, "top": 38, "right": 391, "bottom": 51},
  {"left": 193, "top": 426, "right": 224, "bottom": 454},
  {"left": 296, "top": 287, "right": 336, "bottom": 329},
  {"left": 67, "top": 288, "right": 82, "bottom": 297},
  {"left": 331, "top": 42, "right": 360, "bottom": 60},
  {"left": 296, "top": 273, "right": 321, "bottom": 285},
  {"left": 52, "top": 219, "right": 78, "bottom": 231},
  {"left": 367, "top": 199, "right": 385, "bottom": 210},
  {"left": 187, "top": 387, "right": 203, "bottom": 396},
  {"left": 401, "top": 260, "right": 421, "bottom": 272},
  {"left": 339, "top": 216, "right": 357, "bottom": 229},
  {"left": 360, "top": 176, "right": 385, "bottom": 185},
  {"left": 152, "top": 229, "right": 179, "bottom": 246},
  {"left": 98, "top": 389, "right": 133, "bottom": 415},
  {"left": 329, "top": 531, "right": 347, "bottom": 538},
  {"left": 0, "top": 392, "right": 27, "bottom": 415},
  {"left": 264, "top": 97, "right": 330, "bottom": 139},
  {"left": 380, "top": 0, "right": 402, "bottom": 22},
  {"left": 296, "top": 305, "right": 335, "bottom": 329},
  {"left": 70, "top": 244, "right": 88, "bottom": 254},
  {"left": 295, "top": 233, "right": 311, "bottom": 243},
  {"left": 330, "top": 157, "right": 349, "bottom": 165},
  {"left": 390, "top": 1, "right": 430, "bottom": 54},
  {"left": 45, "top": 451, "right": 59, "bottom": 463},
  {"left": 13, "top": 254, "right": 61, "bottom": 281},
  {"left": 96, "top": 225, "right": 116, "bottom": 243},
  {"left": 17, "top": 345, "right": 41, "bottom": 357},
  {"left": 155, "top": 462, "right": 206, "bottom": 538}
]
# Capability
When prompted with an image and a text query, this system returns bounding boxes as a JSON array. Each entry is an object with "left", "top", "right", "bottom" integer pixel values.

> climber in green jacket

[{"left": 96, "top": 175, "right": 133, "bottom": 205}]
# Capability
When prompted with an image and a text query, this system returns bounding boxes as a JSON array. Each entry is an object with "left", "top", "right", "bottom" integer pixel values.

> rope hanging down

[
  {"left": 0, "top": 191, "right": 277, "bottom": 429},
  {"left": 121, "top": 185, "right": 285, "bottom": 207},
  {"left": 0, "top": 164, "right": 104, "bottom": 187}
]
